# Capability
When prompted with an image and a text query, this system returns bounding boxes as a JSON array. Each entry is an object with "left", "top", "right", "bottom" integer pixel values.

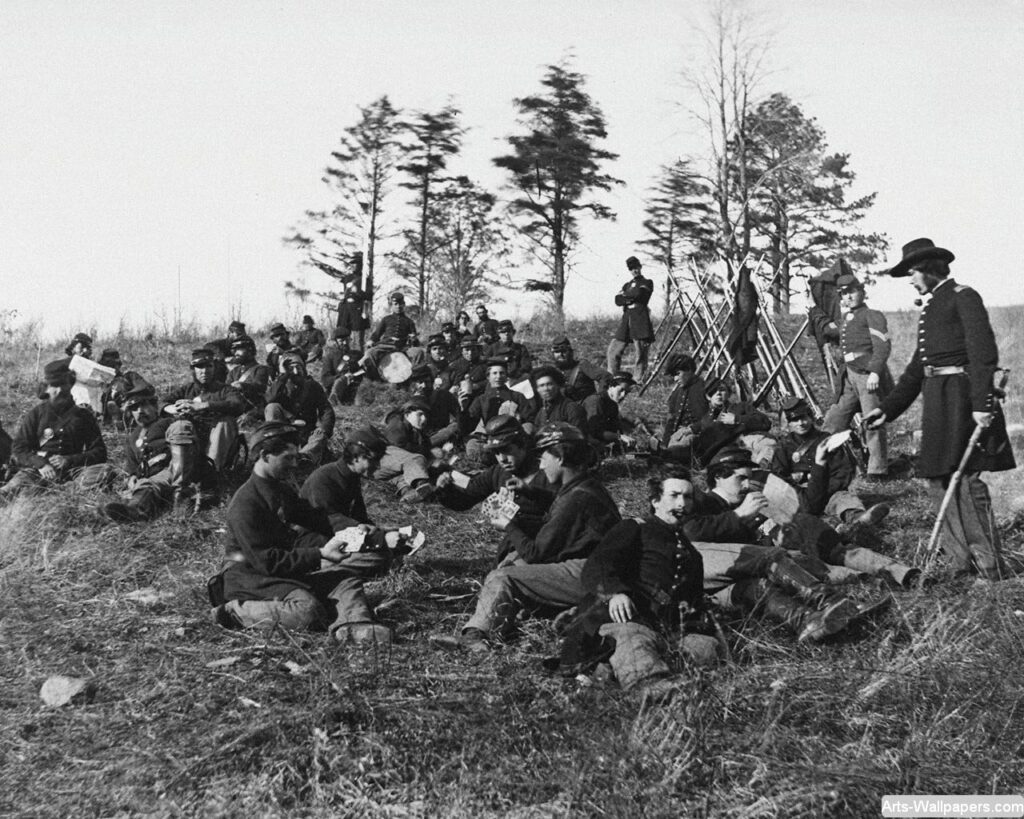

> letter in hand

[{"left": 320, "top": 532, "right": 350, "bottom": 563}]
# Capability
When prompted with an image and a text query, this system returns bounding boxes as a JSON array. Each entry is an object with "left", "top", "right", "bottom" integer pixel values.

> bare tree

[{"left": 683, "top": 0, "right": 772, "bottom": 266}]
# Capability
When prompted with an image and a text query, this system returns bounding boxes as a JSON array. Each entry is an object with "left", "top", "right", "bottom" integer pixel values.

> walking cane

[{"left": 922, "top": 369, "right": 1010, "bottom": 572}]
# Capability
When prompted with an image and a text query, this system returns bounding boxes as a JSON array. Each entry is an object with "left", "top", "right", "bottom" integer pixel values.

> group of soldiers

[{"left": 0, "top": 237, "right": 1015, "bottom": 700}]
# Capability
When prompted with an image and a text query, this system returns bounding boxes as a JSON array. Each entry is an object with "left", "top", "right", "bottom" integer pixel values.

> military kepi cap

[
  {"left": 707, "top": 446, "right": 757, "bottom": 470},
  {"left": 781, "top": 396, "right": 813, "bottom": 420},
  {"left": 249, "top": 421, "right": 301, "bottom": 453}
]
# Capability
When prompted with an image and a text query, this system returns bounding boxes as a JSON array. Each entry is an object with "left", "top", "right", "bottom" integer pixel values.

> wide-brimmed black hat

[
  {"left": 626, "top": 256, "right": 642, "bottom": 270},
  {"left": 885, "top": 238, "right": 955, "bottom": 278},
  {"left": 123, "top": 379, "right": 158, "bottom": 409},
  {"left": 345, "top": 426, "right": 387, "bottom": 459}
]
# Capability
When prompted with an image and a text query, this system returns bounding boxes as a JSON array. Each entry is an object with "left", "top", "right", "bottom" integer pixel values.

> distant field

[{"left": 0, "top": 308, "right": 1022, "bottom": 816}]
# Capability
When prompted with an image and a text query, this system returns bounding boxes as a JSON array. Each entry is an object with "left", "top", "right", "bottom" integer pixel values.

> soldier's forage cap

[
  {"left": 836, "top": 272, "right": 864, "bottom": 292},
  {"left": 607, "top": 371, "right": 636, "bottom": 388},
  {"left": 781, "top": 396, "right": 813, "bottom": 420},
  {"left": 279, "top": 351, "right": 305, "bottom": 370},
  {"left": 885, "top": 237, "right": 955, "bottom": 278},
  {"left": 122, "top": 379, "right": 158, "bottom": 409},
  {"left": 249, "top": 421, "right": 301, "bottom": 453},
  {"left": 70, "top": 332, "right": 93, "bottom": 347},
  {"left": 460, "top": 338, "right": 481, "bottom": 349},
  {"left": 550, "top": 335, "right": 573, "bottom": 351},
  {"left": 99, "top": 349, "right": 122, "bottom": 368},
  {"left": 228, "top": 320, "right": 247, "bottom": 333},
  {"left": 531, "top": 364, "right": 564, "bottom": 385},
  {"left": 190, "top": 349, "right": 215, "bottom": 367},
  {"left": 483, "top": 415, "right": 526, "bottom": 451},
  {"left": 409, "top": 364, "right": 433, "bottom": 383},
  {"left": 485, "top": 357, "right": 508, "bottom": 369},
  {"left": 626, "top": 256, "right": 642, "bottom": 270},
  {"left": 427, "top": 333, "right": 446, "bottom": 348},
  {"left": 302, "top": 314, "right": 314, "bottom": 325},
  {"left": 475, "top": 304, "right": 488, "bottom": 313},
  {"left": 268, "top": 323, "right": 289, "bottom": 337},
  {"left": 706, "top": 446, "right": 757, "bottom": 470},
  {"left": 705, "top": 377, "right": 734, "bottom": 395},
  {"left": 388, "top": 291, "right": 405, "bottom": 303},
  {"left": 332, "top": 326, "right": 351, "bottom": 340},
  {"left": 165, "top": 419, "right": 195, "bottom": 445},
  {"left": 402, "top": 397, "right": 431, "bottom": 415},
  {"left": 231, "top": 335, "right": 257, "bottom": 353},
  {"left": 497, "top": 320, "right": 515, "bottom": 332},
  {"left": 440, "top": 322, "right": 456, "bottom": 333},
  {"left": 664, "top": 352, "right": 696, "bottom": 376},
  {"left": 345, "top": 425, "right": 387, "bottom": 459},
  {"left": 43, "top": 358, "right": 73, "bottom": 386},
  {"left": 534, "top": 421, "right": 586, "bottom": 450}
]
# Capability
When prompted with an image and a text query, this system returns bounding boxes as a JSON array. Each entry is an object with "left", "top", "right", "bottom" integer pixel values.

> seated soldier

[
  {"left": 266, "top": 323, "right": 306, "bottom": 373},
  {"left": 226, "top": 335, "right": 272, "bottom": 432},
  {"left": 98, "top": 348, "right": 146, "bottom": 429},
  {"left": 563, "top": 469, "right": 719, "bottom": 697},
  {"left": 102, "top": 380, "right": 216, "bottom": 522},
  {"left": 583, "top": 371, "right": 641, "bottom": 452},
  {"left": 293, "top": 314, "right": 327, "bottom": 363},
  {"left": 531, "top": 365, "right": 587, "bottom": 433},
  {"left": 162, "top": 348, "right": 245, "bottom": 473},
  {"left": 440, "top": 322, "right": 461, "bottom": 359},
  {"left": 461, "top": 358, "right": 535, "bottom": 459},
  {"left": 694, "top": 377, "right": 775, "bottom": 466},
  {"left": 360, "top": 292, "right": 417, "bottom": 376},
  {"left": 408, "top": 364, "right": 461, "bottom": 451},
  {"left": 436, "top": 415, "right": 557, "bottom": 563},
  {"left": 550, "top": 335, "right": 610, "bottom": 403},
  {"left": 424, "top": 333, "right": 453, "bottom": 391},
  {"left": 473, "top": 304, "right": 500, "bottom": 346},
  {"left": 320, "top": 328, "right": 362, "bottom": 407},
  {"left": 438, "top": 422, "right": 621, "bottom": 652},
  {"left": 375, "top": 398, "right": 446, "bottom": 503},
  {"left": 208, "top": 319, "right": 248, "bottom": 361},
  {"left": 64, "top": 332, "right": 93, "bottom": 360},
  {"left": 265, "top": 352, "right": 335, "bottom": 464},
  {"left": 211, "top": 422, "right": 394, "bottom": 644},
  {"left": 447, "top": 337, "right": 488, "bottom": 401},
  {"left": 1, "top": 359, "right": 108, "bottom": 499},
  {"left": 688, "top": 446, "right": 917, "bottom": 596},
  {"left": 486, "top": 320, "right": 533, "bottom": 381},
  {"left": 770, "top": 397, "right": 889, "bottom": 531},
  {"left": 658, "top": 353, "right": 708, "bottom": 462}
]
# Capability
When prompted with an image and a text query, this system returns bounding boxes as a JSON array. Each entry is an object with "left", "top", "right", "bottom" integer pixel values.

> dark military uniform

[
  {"left": 336, "top": 287, "right": 368, "bottom": 346},
  {"left": 607, "top": 272, "right": 655, "bottom": 379},
  {"left": 534, "top": 394, "right": 587, "bottom": 435},
  {"left": 320, "top": 342, "right": 361, "bottom": 405},
  {"left": 822, "top": 303, "right": 893, "bottom": 475},
  {"left": 880, "top": 278, "right": 1015, "bottom": 577}
]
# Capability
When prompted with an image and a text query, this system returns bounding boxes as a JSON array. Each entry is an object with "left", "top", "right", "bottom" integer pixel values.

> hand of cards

[
  {"left": 480, "top": 487, "right": 520, "bottom": 522},
  {"left": 330, "top": 525, "right": 426, "bottom": 555}
]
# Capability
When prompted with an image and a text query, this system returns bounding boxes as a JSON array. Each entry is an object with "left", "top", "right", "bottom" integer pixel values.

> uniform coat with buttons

[
  {"left": 613, "top": 274, "right": 655, "bottom": 342},
  {"left": 880, "top": 279, "right": 1015, "bottom": 477}
]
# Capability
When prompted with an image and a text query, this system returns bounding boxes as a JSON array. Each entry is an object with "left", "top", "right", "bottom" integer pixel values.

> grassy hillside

[{"left": 0, "top": 310, "right": 1022, "bottom": 817}]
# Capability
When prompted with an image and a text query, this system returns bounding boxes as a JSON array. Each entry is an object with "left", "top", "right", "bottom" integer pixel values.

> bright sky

[{"left": 2, "top": 0, "right": 1022, "bottom": 341}]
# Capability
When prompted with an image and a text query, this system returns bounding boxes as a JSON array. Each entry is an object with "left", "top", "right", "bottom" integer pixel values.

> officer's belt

[
  {"left": 923, "top": 365, "right": 966, "bottom": 377},
  {"left": 843, "top": 351, "right": 867, "bottom": 362}
]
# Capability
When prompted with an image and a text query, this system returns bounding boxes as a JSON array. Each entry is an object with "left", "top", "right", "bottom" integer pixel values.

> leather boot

[
  {"left": 732, "top": 579, "right": 858, "bottom": 643},
  {"left": 768, "top": 555, "right": 834, "bottom": 609},
  {"left": 842, "top": 547, "right": 920, "bottom": 588}
]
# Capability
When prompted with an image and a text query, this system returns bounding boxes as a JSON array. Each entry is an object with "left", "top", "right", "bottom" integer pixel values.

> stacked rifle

[{"left": 640, "top": 257, "right": 823, "bottom": 419}]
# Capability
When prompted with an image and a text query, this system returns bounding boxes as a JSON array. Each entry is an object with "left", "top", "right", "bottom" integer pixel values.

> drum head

[{"left": 380, "top": 351, "right": 413, "bottom": 384}]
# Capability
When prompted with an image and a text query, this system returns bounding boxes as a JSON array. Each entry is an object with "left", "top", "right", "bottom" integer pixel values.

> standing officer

[
  {"left": 865, "top": 238, "right": 1016, "bottom": 582},
  {"left": 607, "top": 256, "right": 654, "bottom": 379},
  {"left": 821, "top": 263, "right": 893, "bottom": 479}
]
